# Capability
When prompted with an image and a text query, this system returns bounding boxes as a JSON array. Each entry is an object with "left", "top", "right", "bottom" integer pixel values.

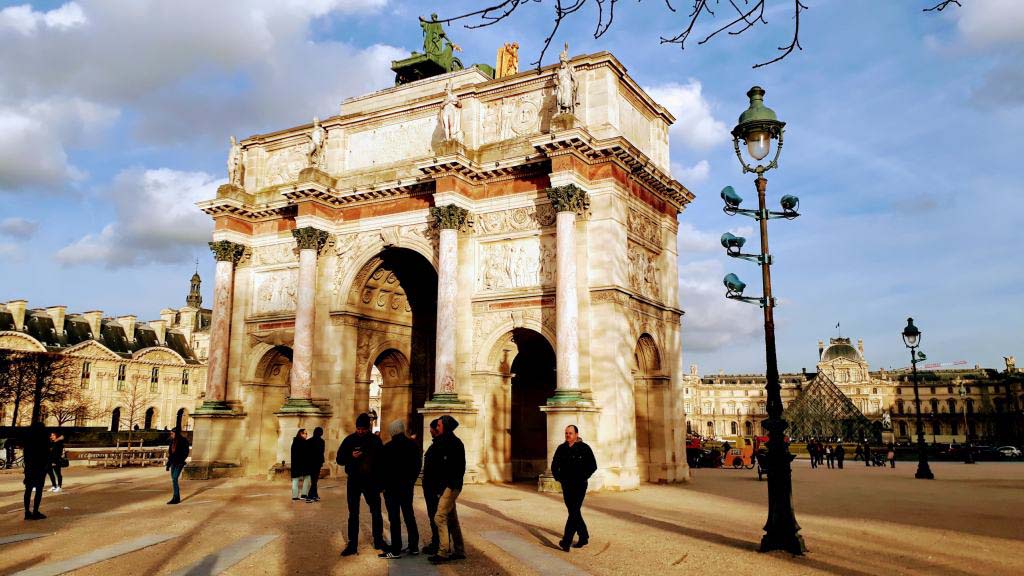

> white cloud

[
  {"left": 56, "top": 168, "right": 219, "bottom": 267},
  {"left": 0, "top": 2, "right": 87, "bottom": 35},
  {"left": 679, "top": 258, "right": 761, "bottom": 353},
  {"left": 956, "top": 0, "right": 1024, "bottom": 47},
  {"left": 672, "top": 159, "right": 710, "bottom": 184},
  {"left": 0, "top": 217, "right": 39, "bottom": 238},
  {"left": 645, "top": 80, "right": 728, "bottom": 150}
]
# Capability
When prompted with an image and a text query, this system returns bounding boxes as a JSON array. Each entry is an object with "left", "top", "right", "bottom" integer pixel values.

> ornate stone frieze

[
  {"left": 252, "top": 269, "right": 299, "bottom": 315},
  {"left": 253, "top": 243, "right": 298, "bottom": 266},
  {"left": 627, "top": 206, "right": 661, "bottom": 249},
  {"left": 431, "top": 204, "right": 472, "bottom": 231},
  {"left": 546, "top": 184, "right": 589, "bottom": 214},
  {"left": 209, "top": 240, "right": 246, "bottom": 263},
  {"left": 333, "top": 233, "right": 384, "bottom": 297},
  {"left": 477, "top": 236, "right": 555, "bottom": 292},
  {"left": 481, "top": 91, "right": 551, "bottom": 144},
  {"left": 292, "top": 227, "right": 329, "bottom": 253},
  {"left": 264, "top": 144, "right": 307, "bottom": 186},
  {"left": 475, "top": 204, "right": 556, "bottom": 235},
  {"left": 627, "top": 241, "right": 660, "bottom": 301}
]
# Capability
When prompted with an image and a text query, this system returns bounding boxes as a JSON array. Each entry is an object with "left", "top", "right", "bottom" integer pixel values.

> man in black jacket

[
  {"left": 166, "top": 427, "right": 190, "bottom": 505},
  {"left": 427, "top": 414, "right": 466, "bottom": 564},
  {"left": 551, "top": 424, "right": 597, "bottom": 551},
  {"left": 337, "top": 413, "right": 385, "bottom": 556},
  {"left": 22, "top": 422, "right": 50, "bottom": 520},
  {"left": 379, "top": 419, "right": 421, "bottom": 558},
  {"left": 421, "top": 418, "right": 442, "bottom": 555},
  {"left": 305, "top": 427, "right": 326, "bottom": 502}
]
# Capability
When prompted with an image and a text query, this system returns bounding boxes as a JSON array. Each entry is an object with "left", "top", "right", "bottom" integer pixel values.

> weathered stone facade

[
  {"left": 0, "top": 276, "right": 209, "bottom": 431},
  {"left": 190, "top": 51, "right": 694, "bottom": 490}
]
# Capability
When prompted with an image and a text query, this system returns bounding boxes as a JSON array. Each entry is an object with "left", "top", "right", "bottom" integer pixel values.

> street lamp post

[
  {"left": 902, "top": 318, "right": 934, "bottom": 479},
  {"left": 720, "top": 86, "right": 806, "bottom": 555}
]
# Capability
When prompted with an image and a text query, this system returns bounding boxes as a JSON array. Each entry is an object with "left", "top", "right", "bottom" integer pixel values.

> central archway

[{"left": 510, "top": 328, "right": 556, "bottom": 481}]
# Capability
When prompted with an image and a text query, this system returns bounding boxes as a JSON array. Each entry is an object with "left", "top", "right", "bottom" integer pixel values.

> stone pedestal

[
  {"left": 185, "top": 409, "right": 246, "bottom": 479},
  {"left": 273, "top": 402, "right": 331, "bottom": 477},
  {"left": 419, "top": 403, "right": 482, "bottom": 484},
  {"left": 551, "top": 113, "right": 578, "bottom": 132},
  {"left": 436, "top": 139, "right": 465, "bottom": 156},
  {"left": 538, "top": 402, "right": 601, "bottom": 493}
]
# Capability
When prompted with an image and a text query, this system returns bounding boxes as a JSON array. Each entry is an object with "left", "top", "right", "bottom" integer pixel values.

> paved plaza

[{"left": 1, "top": 462, "right": 1022, "bottom": 575}]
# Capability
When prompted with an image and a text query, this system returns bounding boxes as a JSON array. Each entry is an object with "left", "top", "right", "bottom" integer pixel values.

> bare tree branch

[{"left": 441, "top": 1, "right": 967, "bottom": 69}]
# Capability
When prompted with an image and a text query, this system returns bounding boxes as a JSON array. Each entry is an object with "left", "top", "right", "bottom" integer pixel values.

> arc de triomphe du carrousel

[{"left": 188, "top": 18, "right": 694, "bottom": 491}]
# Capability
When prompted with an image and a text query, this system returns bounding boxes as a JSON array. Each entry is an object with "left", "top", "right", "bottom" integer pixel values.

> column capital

[
  {"left": 208, "top": 240, "right": 246, "bottom": 263},
  {"left": 292, "top": 226, "right": 329, "bottom": 253},
  {"left": 430, "top": 204, "right": 472, "bottom": 231},
  {"left": 546, "top": 184, "right": 590, "bottom": 214}
]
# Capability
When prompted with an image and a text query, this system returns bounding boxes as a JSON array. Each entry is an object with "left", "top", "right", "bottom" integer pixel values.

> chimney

[
  {"left": 160, "top": 308, "right": 177, "bottom": 328},
  {"left": 857, "top": 339, "right": 864, "bottom": 357},
  {"left": 82, "top": 311, "right": 103, "bottom": 339},
  {"left": 117, "top": 315, "right": 137, "bottom": 341},
  {"left": 6, "top": 300, "right": 27, "bottom": 331},
  {"left": 178, "top": 308, "right": 197, "bottom": 341},
  {"left": 149, "top": 320, "right": 167, "bottom": 346},
  {"left": 818, "top": 339, "right": 824, "bottom": 360},
  {"left": 45, "top": 306, "right": 67, "bottom": 336}
]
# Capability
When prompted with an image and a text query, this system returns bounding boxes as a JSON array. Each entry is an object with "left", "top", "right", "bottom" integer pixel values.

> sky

[{"left": 0, "top": 0, "right": 1021, "bottom": 375}]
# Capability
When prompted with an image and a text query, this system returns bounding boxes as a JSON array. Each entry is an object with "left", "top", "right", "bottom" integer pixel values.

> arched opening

[
  {"left": 247, "top": 345, "right": 292, "bottom": 473},
  {"left": 372, "top": 348, "right": 424, "bottom": 443},
  {"left": 633, "top": 334, "right": 663, "bottom": 483},
  {"left": 110, "top": 407, "right": 121, "bottom": 433},
  {"left": 706, "top": 421, "right": 714, "bottom": 437},
  {"left": 349, "top": 248, "right": 437, "bottom": 448},
  {"left": 744, "top": 421, "right": 753, "bottom": 436},
  {"left": 144, "top": 407, "right": 156, "bottom": 430},
  {"left": 175, "top": 407, "right": 188, "bottom": 431},
  {"left": 509, "top": 328, "right": 556, "bottom": 481},
  {"left": 899, "top": 421, "right": 908, "bottom": 437}
]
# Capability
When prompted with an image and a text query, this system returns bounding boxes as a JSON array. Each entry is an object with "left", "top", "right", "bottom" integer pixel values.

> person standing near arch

[
  {"left": 338, "top": 413, "right": 386, "bottom": 556},
  {"left": 551, "top": 424, "right": 597, "bottom": 552},
  {"left": 166, "top": 427, "right": 189, "bottom": 504}
]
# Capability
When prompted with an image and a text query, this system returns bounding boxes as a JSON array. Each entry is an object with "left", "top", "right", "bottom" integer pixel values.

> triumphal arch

[{"left": 189, "top": 32, "right": 693, "bottom": 490}]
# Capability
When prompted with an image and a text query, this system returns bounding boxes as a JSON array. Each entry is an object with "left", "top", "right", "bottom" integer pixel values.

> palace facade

[
  {"left": 684, "top": 338, "right": 1023, "bottom": 444},
  {"left": 0, "top": 274, "right": 210, "bottom": 432}
]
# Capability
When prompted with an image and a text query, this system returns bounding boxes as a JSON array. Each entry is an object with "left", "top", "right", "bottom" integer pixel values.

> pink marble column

[
  {"left": 547, "top": 185, "right": 589, "bottom": 402},
  {"left": 202, "top": 240, "right": 245, "bottom": 410},
  {"left": 286, "top": 226, "right": 328, "bottom": 409},
  {"left": 429, "top": 204, "right": 470, "bottom": 402}
]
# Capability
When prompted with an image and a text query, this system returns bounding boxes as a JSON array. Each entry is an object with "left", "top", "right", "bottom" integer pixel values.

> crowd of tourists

[{"left": 806, "top": 439, "right": 896, "bottom": 469}]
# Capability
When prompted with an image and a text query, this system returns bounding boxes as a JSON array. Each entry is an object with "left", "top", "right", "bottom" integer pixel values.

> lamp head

[
  {"left": 917, "top": 351, "right": 927, "bottom": 362},
  {"left": 723, "top": 273, "right": 746, "bottom": 297},
  {"left": 732, "top": 86, "right": 785, "bottom": 163},
  {"left": 780, "top": 195, "right": 800, "bottom": 216},
  {"left": 902, "top": 317, "right": 921, "bottom": 348},
  {"left": 721, "top": 186, "right": 743, "bottom": 213},
  {"left": 720, "top": 232, "right": 747, "bottom": 255}
]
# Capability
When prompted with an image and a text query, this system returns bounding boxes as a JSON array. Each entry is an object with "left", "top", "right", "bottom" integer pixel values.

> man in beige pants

[{"left": 428, "top": 415, "right": 466, "bottom": 564}]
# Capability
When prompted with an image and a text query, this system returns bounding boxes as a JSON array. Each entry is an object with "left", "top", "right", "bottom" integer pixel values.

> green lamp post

[
  {"left": 902, "top": 318, "right": 935, "bottom": 479},
  {"left": 720, "top": 86, "right": 805, "bottom": 555}
]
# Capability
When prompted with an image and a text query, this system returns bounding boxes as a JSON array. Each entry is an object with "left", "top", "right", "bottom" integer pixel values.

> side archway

[
  {"left": 242, "top": 345, "right": 292, "bottom": 474},
  {"left": 633, "top": 333, "right": 668, "bottom": 483}
]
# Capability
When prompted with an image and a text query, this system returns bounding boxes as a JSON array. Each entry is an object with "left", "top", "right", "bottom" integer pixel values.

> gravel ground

[{"left": 1, "top": 461, "right": 1021, "bottom": 575}]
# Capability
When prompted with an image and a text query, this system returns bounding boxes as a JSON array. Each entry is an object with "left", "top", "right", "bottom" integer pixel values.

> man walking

[
  {"left": 421, "top": 419, "right": 442, "bottom": 556},
  {"left": 166, "top": 427, "right": 189, "bottom": 504},
  {"left": 863, "top": 442, "right": 873, "bottom": 467},
  {"left": 836, "top": 443, "right": 845, "bottom": 469},
  {"left": 379, "top": 419, "right": 421, "bottom": 559},
  {"left": 428, "top": 415, "right": 466, "bottom": 565},
  {"left": 825, "top": 444, "right": 835, "bottom": 469},
  {"left": 22, "top": 422, "right": 49, "bottom": 520},
  {"left": 337, "top": 413, "right": 386, "bottom": 556},
  {"left": 305, "top": 427, "right": 326, "bottom": 502},
  {"left": 551, "top": 425, "right": 598, "bottom": 552}
]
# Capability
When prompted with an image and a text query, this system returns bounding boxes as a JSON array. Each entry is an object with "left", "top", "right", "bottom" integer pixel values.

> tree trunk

[{"left": 11, "top": 393, "right": 21, "bottom": 426}]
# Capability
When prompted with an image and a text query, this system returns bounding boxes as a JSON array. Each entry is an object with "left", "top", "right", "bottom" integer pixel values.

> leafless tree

[
  {"left": 118, "top": 374, "right": 157, "bottom": 444},
  {"left": 10, "top": 351, "right": 77, "bottom": 426},
  {"left": 438, "top": 1, "right": 966, "bottom": 69},
  {"left": 48, "top": 386, "right": 102, "bottom": 427}
]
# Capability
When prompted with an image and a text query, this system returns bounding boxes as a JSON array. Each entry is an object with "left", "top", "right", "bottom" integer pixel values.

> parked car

[{"left": 997, "top": 446, "right": 1022, "bottom": 459}]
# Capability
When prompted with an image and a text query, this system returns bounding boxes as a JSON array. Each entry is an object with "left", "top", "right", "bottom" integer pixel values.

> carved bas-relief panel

[
  {"left": 264, "top": 144, "right": 308, "bottom": 187},
  {"left": 346, "top": 117, "right": 436, "bottom": 170},
  {"left": 627, "top": 206, "right": 661, "bottom": 248},
  {"left": 252, "top": 269, "right": 298, "bottom": 315},
  {"left": 477, "top": 236, "right": 555, "bottom": 292},
  {"left": 628, "top": 241, "right": 660, "bottom": 301},
  {"left": 253, "top": 243, "right": 298, "bottom": 266},
  {"left": 481, "top": 91, "right": 552, "bottom": 144},
  {"left": 475, "top": 205, "right": 556, "bottom": 235}
]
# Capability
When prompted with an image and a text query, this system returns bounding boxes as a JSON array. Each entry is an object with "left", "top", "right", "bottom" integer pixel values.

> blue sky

[{"left": 0, "top": 0, "right": 1021, "bottom": 375}]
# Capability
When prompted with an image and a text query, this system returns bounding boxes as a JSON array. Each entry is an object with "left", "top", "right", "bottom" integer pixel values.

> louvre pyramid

[{"left": 784, "top": 371, "right": 874, "bottom": 441}]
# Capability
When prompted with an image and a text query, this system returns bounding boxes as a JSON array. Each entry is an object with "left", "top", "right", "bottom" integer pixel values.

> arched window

[
  {"left": 896, "top": 399, "right": 904, "bottom": 415},
  {"left": 930, "top": 398, "right": 938, "bottom": 413},
  {"left": 730, "top": 421, "right": 738, "bottom": 435},
  {"left": 744, "top": 421, "right": 753, "bottom": 436},
  {"left": 947, "top": 398, "right": 956, "bottom": 413},
  {"left": 899, "top": 421, "right": 908, "bottom": 437},
  {"left": 150, "top": 367, "right": 159, "bottom": 392},
  {"left": 950, "top": 420, "right": 958, "bottom": 436},
  {"left": 181, "top": 370, "right": 189, "bottom": 394},
  {"left": 117, "top": 364, "right": 127, "bottom": 391},
  {"left": 931, "top": 420, "right": 940, "bottom": 435},
  {"left": 966, "top": 399, "right": 974, "bottom": 415}
]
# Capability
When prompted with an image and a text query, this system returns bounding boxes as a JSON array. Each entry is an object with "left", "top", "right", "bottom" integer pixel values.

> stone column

[
  {"left": 428, "top": 204, "right": 470, "bottom": 403},
  {"left": 283, "top": 226, "right": 329, "bottom": 410},
  {"left": 199, "top": 240, "right": 245, "bottom": 411},
  {"left": 547, "top": 184, "right": 590, "bottom": 402}
]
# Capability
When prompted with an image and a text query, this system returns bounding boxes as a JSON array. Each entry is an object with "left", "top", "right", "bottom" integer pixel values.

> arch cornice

[
  {"left": 131, "top": 346, "right": 188, "bottom": 365},
  {"left": 0, "top": 331, "right": 47, "bottom": 352},
  {"left": 331, "top": 234, "right": 438, "bottom": 311},
  {"left": 477, "top": 318, "right": 556, "bottom": 372}
]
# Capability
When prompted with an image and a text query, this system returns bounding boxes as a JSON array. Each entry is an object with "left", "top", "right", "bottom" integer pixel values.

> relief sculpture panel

[
  {"left": 252, "top": 269, "right": 299, "bottom": 315},
  {"left": 477, "top": 236, "right": 555, "bottom": 292},
  {"left": 345, "top": 117, "right": 436, "bottom": 170},
  {"left": 264, "top": 144, "right": 307, "bottom": 187},
  {"left": 253, "top": 243, "right": 297, "bottom": 266},
  {"left": 627, "top": 241, "right": 660, "bottom": 301},
  {"left": 627, "top": 206, "right": 661, "bottom": 249},
  {"left": 481, "top": 91, "right": 551, "bottom": 144},
  {"left": 475, "top": 204, "right": 556, "bottom": 235}
]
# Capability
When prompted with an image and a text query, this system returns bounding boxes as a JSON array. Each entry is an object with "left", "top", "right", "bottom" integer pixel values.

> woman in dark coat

[
  {"left": 291, "top": 428, "right": 310, "bottom": 501},
  {"left": 305, "top": 427, "right": 326, "bottom": 502},
  {"left": 48, "top": 432, "right": 66, "bottom": 492},
  {"left": 166, "top": 427, "right": 190, "bottom": 504},
  {"left": 22, "top": 422, "right": 50, "bottom": 520}
]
